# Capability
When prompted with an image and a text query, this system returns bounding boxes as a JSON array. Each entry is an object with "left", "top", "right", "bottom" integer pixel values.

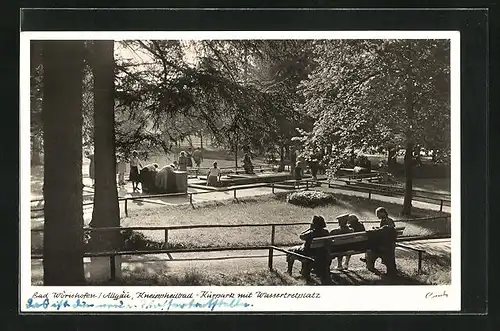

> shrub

[{"left": 286, "top": 190, "right": 336, "bottom": 207}]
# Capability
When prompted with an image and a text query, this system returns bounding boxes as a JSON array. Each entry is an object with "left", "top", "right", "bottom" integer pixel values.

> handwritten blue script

[{"left": 25, "top": 298, "right": 252, "bottom": 311}]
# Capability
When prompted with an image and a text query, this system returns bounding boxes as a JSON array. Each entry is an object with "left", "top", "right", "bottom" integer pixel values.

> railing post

[
  {"left": 125, "top": 199, "right": 128, "bottom": 217},
  {"left": 418, "top": 251, "right": 422, "bottom": 273},
  {"left": 164, "top": 229, "right": 169, "bottom": 247},
  {"left": 268, "top": 247, "right": 274, "bottom": 271},
  {"left": 440, "top": 200, "right": 443, "bottom": 212},
  {"left": 270, "top": 225, "right": 276, "bottom": 245},
  {"left": 110, "top": 255, "right": 116, "bottom": 281}
]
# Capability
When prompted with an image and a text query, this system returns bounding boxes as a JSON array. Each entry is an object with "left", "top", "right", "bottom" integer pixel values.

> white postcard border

[{"left": 20, "top": 30, "right": 461, "bottom": 312}]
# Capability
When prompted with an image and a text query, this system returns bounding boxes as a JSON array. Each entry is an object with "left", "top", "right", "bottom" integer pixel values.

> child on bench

[{"left": 329, "top": 214, "right": 353, "bottom": 270}]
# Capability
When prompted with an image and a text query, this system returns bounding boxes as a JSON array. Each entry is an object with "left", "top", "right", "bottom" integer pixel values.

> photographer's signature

[{"left": 425, "top": 291, "right": 448, "bottom": 299}]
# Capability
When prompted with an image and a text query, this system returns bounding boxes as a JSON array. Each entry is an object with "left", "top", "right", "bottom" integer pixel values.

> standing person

[
  {"left": 294, "top": 160, "right": 302, "bottom": 180},
  {"left": 192, "top": 147, "right": 203, "bottom": 168},
  {"left": 329, "top": 214, "right": 353, "bottom": 270},
  {"left": 308, "top": 154, "right": 319, "bottom": 180},
  {"left": 178, "top": 151, "right": 188, "bottom": 171},
  {"left": 206, "top": 162, "right": 221, "bottom": 186},
  {"left": 129, "top": 150, "right": 142, "bottom": 192},
  {"left": 117, "top": 154, "right": 127, "bottom": 187},
  {"left": 84, "top": 150, "right": 95, "bottom": 187},
  {"left": 186, "top": 147, "right": 193, "bottom": 168}
]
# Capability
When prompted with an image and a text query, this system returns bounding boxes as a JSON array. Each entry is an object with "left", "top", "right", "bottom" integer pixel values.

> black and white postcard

[{"left": 20, "top": 30, "right": 460, "bottom": 312}]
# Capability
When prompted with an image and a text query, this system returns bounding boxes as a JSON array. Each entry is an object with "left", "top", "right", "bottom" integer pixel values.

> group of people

[
  {"left": 177, "top": 147, "right": 204, "bottom": 171},
  {"left": 85, "top": 148, "right": 205, "bottom": 193},
  {"left": 288, "top": 207, "right": 397, "bottom": 281}
]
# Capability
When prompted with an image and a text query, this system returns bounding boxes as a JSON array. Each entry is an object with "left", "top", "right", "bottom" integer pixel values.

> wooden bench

[{"left": 284, "top": 227, "right": 406, "bottom": 282}]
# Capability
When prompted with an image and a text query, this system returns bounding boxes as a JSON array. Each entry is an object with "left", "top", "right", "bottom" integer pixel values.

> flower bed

[{"left": 286, "top": 190, "right": 336, "bottom": 207}]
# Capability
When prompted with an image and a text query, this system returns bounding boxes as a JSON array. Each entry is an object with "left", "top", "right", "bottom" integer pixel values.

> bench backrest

[{"left": 309, "top": 227, "right": 405, "bottom": 249}]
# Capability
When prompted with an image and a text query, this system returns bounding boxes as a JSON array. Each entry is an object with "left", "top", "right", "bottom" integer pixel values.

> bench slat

[{"left": 309, "top": 227, "right": 405, "bottom": 249}]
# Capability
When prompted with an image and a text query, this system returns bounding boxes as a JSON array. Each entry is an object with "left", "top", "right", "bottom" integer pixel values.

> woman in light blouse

[
  {"left": 129, "top": 150, "right": 142, "bottom": 192},
  {"left": 206, "top": 162, "right": 221, "bottom": 186}
]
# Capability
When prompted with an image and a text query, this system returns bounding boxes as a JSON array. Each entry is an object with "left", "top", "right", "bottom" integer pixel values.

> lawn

[
  {"left": 114, "top": 192, "right": 449, "bottom": 250},
  {"left": 31, "top": 192, "right": 450, "bottom": 255}
]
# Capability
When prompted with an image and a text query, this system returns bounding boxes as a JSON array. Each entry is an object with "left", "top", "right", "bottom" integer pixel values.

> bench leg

[
  {"left": 418, "top": 251, "right": 422, "bottom": 273},
  {"left": 365, "top": 251, "right": 377, "bottom": 271},
  {"left": 343, "top": 255, "right": 351, "bottom": 269}
]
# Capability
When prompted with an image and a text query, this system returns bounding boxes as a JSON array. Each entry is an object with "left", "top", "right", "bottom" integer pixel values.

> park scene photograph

[{"left": 25, "top": 35, "right": 454, "bottom": 287}]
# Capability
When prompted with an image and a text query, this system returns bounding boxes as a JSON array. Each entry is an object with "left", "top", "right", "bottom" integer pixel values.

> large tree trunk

[
  {"left": 31, "top": 41, "right": 43, "bottom": 166},
  {"left": 290, "top": 146, "right": 296, "bottom": 175},
  {"left": 402, "top": 42, "right": 415, "bottom": 216},
  {"left": 279, "top": 145, "right": 285, "bottom": 172},
  {"left": 42, "top": 41, "right": 85, "bottom": 285},
  {"left": 89, "top": 41, "right": 121, "bottom": 250},
  {"left": 234, "top": 133, "right": 238, "bottom": 170},
  {"left": 31, "top": 136, "right": 42, "bottom": 166}
]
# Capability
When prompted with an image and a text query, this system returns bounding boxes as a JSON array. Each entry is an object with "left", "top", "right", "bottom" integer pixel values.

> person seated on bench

[
  {"left": 329, "top": 214, "right": 353, "bottom": 270},
  {"left": 376, "top": 207, "right": 395, "bottom": 228},
  {"left": 365, "top": 207, "right": 398, "bottom": 275},
  {"left": 206, "top": 162, "right": 221, "bottom": 186},
  {"left": 345, "top": 214, "right": 366, "bottom": 269},
  {"left": 287, "top": 215, "right": 331, "bottom": 280}
]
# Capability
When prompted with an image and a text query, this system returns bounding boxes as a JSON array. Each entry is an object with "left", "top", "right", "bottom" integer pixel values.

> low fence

[
  {"left": 325, "top": 181, "right": 451, "bottom": 212},
  {"left": 30, "top": 178, "right": 318, "bottom": 217},
  {"left": 31, "top": 218, "right": 450, "bottom": 282},
  {"left": 31, "top": 176, "right": 451, "bottom": 219},
  {"left": 31, "top": 214, "right": 450, "bottom": 250}
]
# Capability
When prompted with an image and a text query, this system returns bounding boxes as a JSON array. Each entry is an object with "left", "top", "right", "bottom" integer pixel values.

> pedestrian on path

[
  {"left": 84, "top": 149, "right": 95, "bottom": 187},
  {"left": 178, "top": 151, "right": 188, "bottom": 171},
  {"left": 193, "top": 147, "right": 203, "bottom": 168},
  {"left": 186, "top": 147, "right": 193, "bottom": 168},
  {"left": 129, "top": 150, "right": 142, "bottom": 192},
  {"left": 117, "top": 154, "right": 127, "bottom": 187}
]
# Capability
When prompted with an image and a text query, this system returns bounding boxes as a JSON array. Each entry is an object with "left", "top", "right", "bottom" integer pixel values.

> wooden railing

[
  {"left": 325, "top": 181, "right": 451, "bottom": 212},
  {"left": 31, "top": 233, "right": 446, "bottom": 281},
  {"left": 31, "top": 178, "right": 319, "bottom": 216},
  {"left": 31, "top": 215, "right": 451, "bottom": 248},
  {"left": 31, "top": 176, "right": 451, "bottom": 218}
]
